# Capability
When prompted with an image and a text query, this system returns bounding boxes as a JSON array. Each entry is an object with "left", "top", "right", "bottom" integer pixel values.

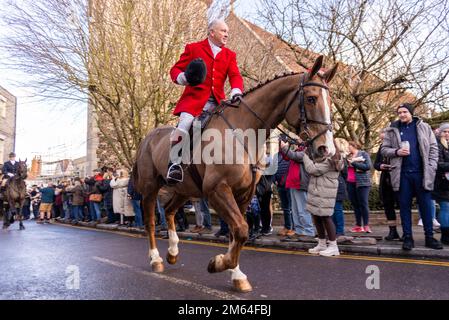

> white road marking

[{"left": 92, "top": 256, "right": 245, "bottom": 300}]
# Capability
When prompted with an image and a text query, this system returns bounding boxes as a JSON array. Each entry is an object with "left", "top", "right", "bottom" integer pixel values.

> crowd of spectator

[
  {"left": 4, "top": 103, "right": 449, "bottom": 255},
  {"left": 210, "top": 103, "right": 449, "bottom": 255},
  {"left": 17, "top": 166, "right": 144, "bottom": 229}
]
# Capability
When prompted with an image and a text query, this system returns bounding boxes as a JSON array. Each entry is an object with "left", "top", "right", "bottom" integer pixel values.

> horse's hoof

[
  {"left": 20, "top": 225, "right": 25, "bottom": 230},
  {"left": 152, "top": 262, "right": 165, "bottom": 273},
  {"left": 233, "top": 279, "right": 253, "bottom": 293},
  {"left": 166, "top": 253, "right": 178, "bottom": 265}
]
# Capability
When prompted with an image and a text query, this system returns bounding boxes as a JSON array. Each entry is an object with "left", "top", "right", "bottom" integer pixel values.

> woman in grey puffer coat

[{"left": 303, "top": 150, "right": 344, "bottom": 257}]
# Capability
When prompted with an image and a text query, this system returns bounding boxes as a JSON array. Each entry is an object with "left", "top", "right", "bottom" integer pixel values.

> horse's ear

[
  {"left": 310, "top": 55, "right": 324, "bottom": 78},
  {"left": 323, "top": 63, "right": 339, "bottom": 83},
  {"left": 19, "top": 158, "right": 21, "bottom": 162},
  {"left": 24, "top": 158, "right": 27, "bottom": 163}
]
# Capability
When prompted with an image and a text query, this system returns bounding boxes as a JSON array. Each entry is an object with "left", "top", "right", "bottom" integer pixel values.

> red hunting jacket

[{"left": 170, "top": 38, "right": 244, "bottom": 117}]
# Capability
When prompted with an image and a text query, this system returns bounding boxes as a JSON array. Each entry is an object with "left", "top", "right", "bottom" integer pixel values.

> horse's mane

[{"left": 242, "top": 72, "right": 299, "bottom": 97}]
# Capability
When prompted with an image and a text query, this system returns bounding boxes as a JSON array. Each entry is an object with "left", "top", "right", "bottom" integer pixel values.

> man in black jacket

[{"left": 1, "top": 152, "right": 20, "bottom": 188}]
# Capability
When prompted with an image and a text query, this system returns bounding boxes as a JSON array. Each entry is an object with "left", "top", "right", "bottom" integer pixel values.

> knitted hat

[
  {"left": 439, "top": 122, "right": 449, "bottom": 132},
  {"left": 397, "top": 103, "right": 414, "bottom": 115}
]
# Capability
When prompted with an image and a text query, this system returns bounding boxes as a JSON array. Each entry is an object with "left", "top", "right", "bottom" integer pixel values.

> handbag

[{"left": 89, "top": 193, "right": 103, "bottom": 202}]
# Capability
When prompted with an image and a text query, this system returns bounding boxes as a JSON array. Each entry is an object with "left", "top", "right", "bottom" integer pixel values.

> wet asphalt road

[{"left": 1, "top": 220, "right": 449, "bottom": 300}]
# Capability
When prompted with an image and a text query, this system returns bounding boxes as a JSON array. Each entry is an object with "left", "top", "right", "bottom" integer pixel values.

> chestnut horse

[{"left": 133, "top": 56, "right": 338, "bottom": 292}]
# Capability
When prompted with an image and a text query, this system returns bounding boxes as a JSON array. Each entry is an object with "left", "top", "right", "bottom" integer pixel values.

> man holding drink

[{"left": 381, "top": 103, "right": 442, "bottom": 250}]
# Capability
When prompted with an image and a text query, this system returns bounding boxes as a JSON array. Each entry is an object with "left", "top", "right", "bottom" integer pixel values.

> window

[{"left": 0, "top": 95, "right": 6, "bottom": 118}]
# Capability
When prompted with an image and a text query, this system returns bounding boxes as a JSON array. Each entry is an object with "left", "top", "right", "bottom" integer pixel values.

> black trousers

[
  {"left": 246, "top": 209, "right": 261, "bottom": 234},
  {"left": 53, "top": 204, "right": 64, "bottom": 218},
  {"left": 381, "top": 181, "right": 399, "bottom": 221},
  {"left": 258, "top": 192, "right": 272, "bottom": 233}
]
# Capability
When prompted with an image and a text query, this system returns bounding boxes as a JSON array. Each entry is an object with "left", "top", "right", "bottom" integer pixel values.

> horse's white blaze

[
  {"left": 321, "top": 88, "right": 336, "bottom": 157},
  {"left": 168, "top": 230, "right": 179, "bottom": 257},
  {"left": 149, "top": 248, "right": 163, "bottom": 265},
  {"left": 230, "top": 265, "right": 247, "bottom": 281}
]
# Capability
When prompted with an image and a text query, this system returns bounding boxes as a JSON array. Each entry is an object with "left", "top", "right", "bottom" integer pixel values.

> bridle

[
  {"left": 218, "top": 72, "right": 333, "bottom": 152},
  {"left": 284, "top": 72, "right": 332, "bottom": 147}
]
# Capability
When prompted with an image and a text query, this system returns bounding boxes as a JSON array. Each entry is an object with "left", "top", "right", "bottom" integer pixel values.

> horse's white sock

[
  {"left": 149, "top": 249, "right": 163, "bottom": 265},
  {"left": 168, "top": 230, "right": 179, "bottom": 257},
  {"left": 230, "top": 265, "right": 247, "bottom": 281}
]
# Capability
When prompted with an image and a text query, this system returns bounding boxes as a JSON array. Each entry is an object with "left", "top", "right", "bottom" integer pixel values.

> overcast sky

[{"left": 0, "top": 0, "right": 259, "bottom": 163}]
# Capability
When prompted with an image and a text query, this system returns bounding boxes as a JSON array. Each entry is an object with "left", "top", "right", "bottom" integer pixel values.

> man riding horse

[
  {"left": 134, "top": 15, "right": 339, "bottom": 291},
  {"left": 1, "top": 152, "right": 27, "bottom": 230},
  {"left": 167, "top": 19, "right": 244, "bottom": 184},
  {"left": 1, "top": 152, "right": 20, "bottom": 189}
]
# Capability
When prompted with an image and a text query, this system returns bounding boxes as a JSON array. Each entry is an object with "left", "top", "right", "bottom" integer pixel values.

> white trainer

[
  {"left": 308, "top": 239, "right": 327, "bottom": 254},
  {"left": 433, "top": 219, "right": 441, "bottom": 228},
  {"left": 319, "top": 241, "right": 340, "bottom": 257},
  {"left": 418, "top": 219, "right": 423, "bottom": 226}
]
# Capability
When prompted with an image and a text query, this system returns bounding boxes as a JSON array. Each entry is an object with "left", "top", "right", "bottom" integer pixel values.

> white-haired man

[{"left": 167, "top": 19, "right": 244, "bottom": 184}]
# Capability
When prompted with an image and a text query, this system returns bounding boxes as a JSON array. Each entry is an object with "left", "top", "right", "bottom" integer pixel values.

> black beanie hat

[{"left": 397, "top": 103, "right": 414, "bottom": 115}]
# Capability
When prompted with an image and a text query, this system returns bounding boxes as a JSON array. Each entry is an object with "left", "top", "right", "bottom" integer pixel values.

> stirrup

[{"left": 167, "top": 163, "right": 184, "bottom": 184}]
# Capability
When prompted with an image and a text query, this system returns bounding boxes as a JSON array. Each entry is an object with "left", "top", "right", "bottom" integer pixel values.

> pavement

[
  {"left": 51, "top": 218, "right": 449, "bottom": 260},
  {"left": 1, "top": 220, "right": 449, "bottom": 300}
]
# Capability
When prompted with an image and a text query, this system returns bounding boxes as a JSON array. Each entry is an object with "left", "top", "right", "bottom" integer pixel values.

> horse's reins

[{"left": 218, "top": 72, "right": 332, "bottom": 154}]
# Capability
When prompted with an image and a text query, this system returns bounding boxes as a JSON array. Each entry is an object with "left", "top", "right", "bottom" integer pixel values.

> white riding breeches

[{"left": 170, "top": 100, "right": 218, "bottom": 142}]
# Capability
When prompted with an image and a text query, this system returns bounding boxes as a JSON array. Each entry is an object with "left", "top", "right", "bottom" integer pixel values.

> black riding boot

[
  {"left": 385, "top": 226, "right": 401, "bottom": 241},
  {"left": 167, "top": 161, "right": 183, "bottom": 184},
  {"left": 167, "top": 137, "right": 184, "bottom": 184},
  {"left": 441, "top": 227, "right": 449, "bottom": 245}
]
